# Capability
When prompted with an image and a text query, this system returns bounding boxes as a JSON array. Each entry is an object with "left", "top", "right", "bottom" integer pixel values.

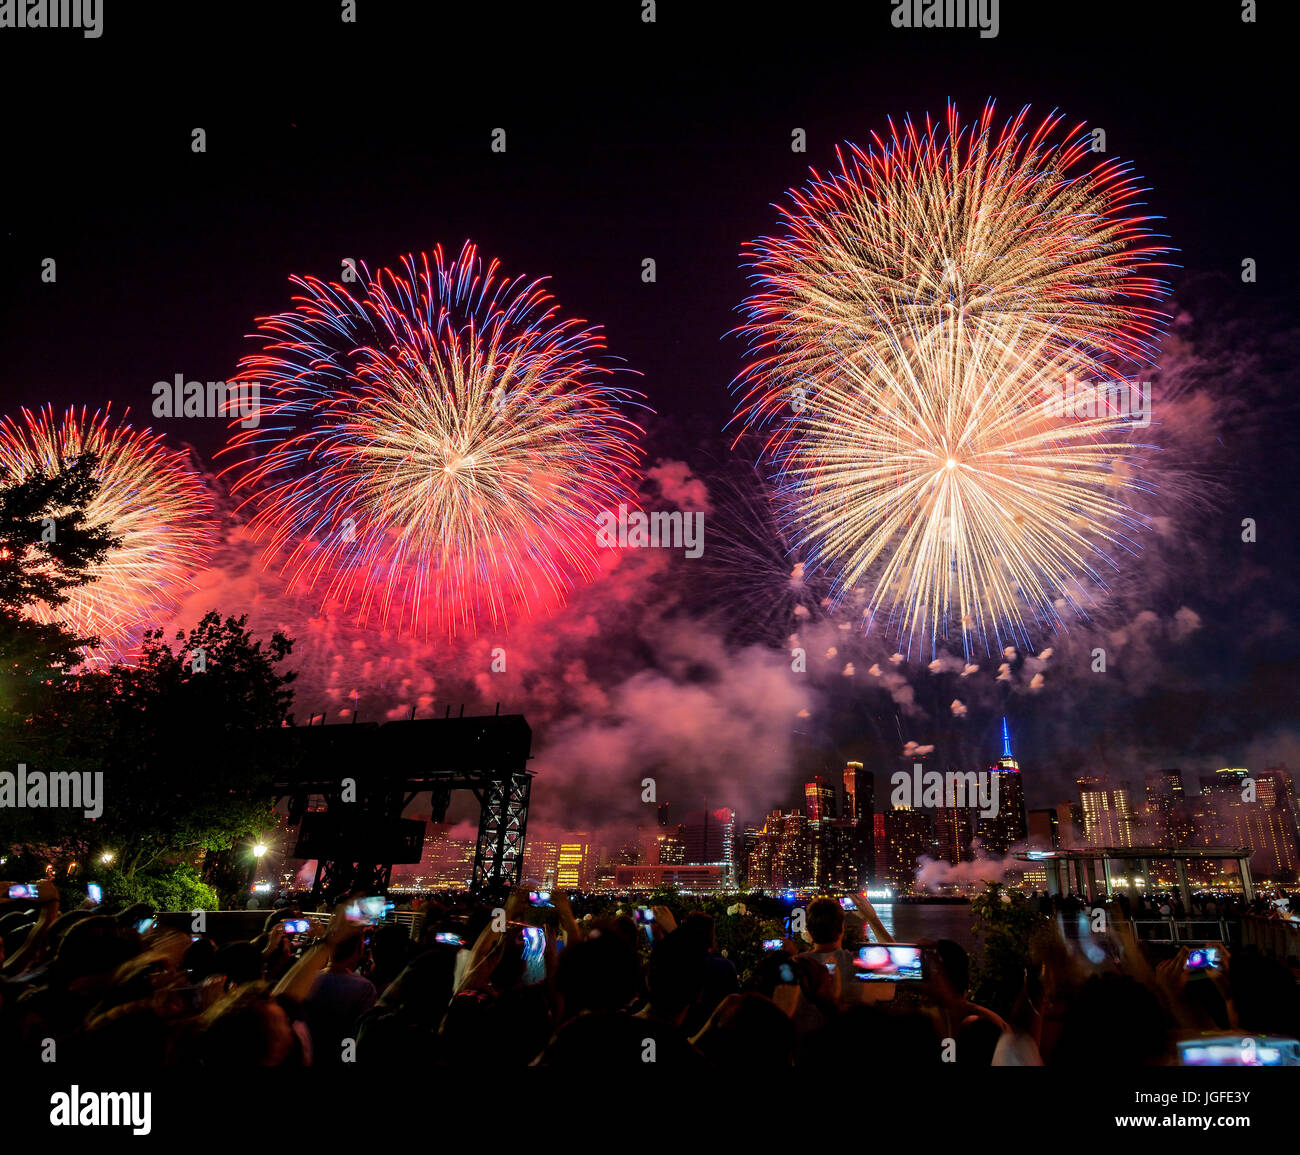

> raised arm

[
  {"left": 858, "top": 893, "right": 893, "bottom": 943},
  {"left": 272, "top": 905, "right": 349, "bottom": 1003}
]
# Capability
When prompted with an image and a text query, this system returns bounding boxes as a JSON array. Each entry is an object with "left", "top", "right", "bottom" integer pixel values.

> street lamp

[
  {"left": 253, "top": 843, "right": 267, "bottom": 858},
  {"left": 100, "top": 851, "right": 115, "bottom": 865}
]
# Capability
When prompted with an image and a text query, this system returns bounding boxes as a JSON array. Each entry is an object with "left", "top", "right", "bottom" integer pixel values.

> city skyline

[{"left": 369, "top": 717, "right": 1299, "bottom": 897}]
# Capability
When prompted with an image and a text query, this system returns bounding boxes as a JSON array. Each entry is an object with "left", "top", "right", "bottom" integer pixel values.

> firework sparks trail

[
  {"left": 0, "top": 405, "right": 218, "bottom": 661},
  {"left": 732, "top": 102, "right": 1175, "bottom": 657},
  {"left": 223, "top": 241, "right": 646, "bottom": 637}
]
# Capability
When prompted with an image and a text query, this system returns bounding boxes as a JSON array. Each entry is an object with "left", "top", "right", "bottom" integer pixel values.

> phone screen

[
  {"left": 87, "top": 883, "right": 102, "bottom": 905},
  {"left": 1178, "top": 1037, "right": 1300, "bottom": 1067},
  {"left": 853, "top": 944, "right": 924, "bottom": 982},
  {"left": 521, "top": 925, "right": 546, "bottom": 985}
]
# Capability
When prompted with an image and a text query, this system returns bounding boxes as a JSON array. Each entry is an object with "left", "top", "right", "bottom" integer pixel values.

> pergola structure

[{"left": 1022, "top": 846, "right": 1255, "bottom": 910}]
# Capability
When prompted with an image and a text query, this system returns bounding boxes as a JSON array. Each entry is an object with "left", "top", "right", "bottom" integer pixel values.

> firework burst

[
  {"left": 0, "top": 406, "right": 218, "bottom": 661},
  {"left": 733, "top": 102, "right": 1174, "bottom": 657},
  {"left": 696, "top": 464, "right": 829, "bottom": 644},
  {"left": 224, "top": 241, "right": 645, "bottom": 636}
]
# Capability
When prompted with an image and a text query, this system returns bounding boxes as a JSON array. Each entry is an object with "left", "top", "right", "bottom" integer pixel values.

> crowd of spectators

[{"left": 2, "top": 881, "right": 1298, "bottom": 1069}]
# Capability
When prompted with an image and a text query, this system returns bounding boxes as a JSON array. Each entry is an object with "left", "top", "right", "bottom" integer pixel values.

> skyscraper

[
  {"left": 977, "top": 717, "right": 1028, "bottom": 853},
  {"left": 1076, "top": 778, "right": 1137, "bottom": 848},
  {"left": 1144, "top": 769, "right": 1186, "bottom": 848},
  {"left": 556, "top": 833, "right": 593, "bottom": 890},
  {"left": 843, "top": 763, "right": 873, "bottom": 821},
  {"left": 884, "top": 806, "right": 932, "bottom": 894},
  {"left": 934, "top": 805, "right": 974, "bottom": 864},
  {"left": 804, "top": 777, "right": 836, "bottom": 824},
  {"left": 843, "top": 763, "right": 876, "bottom": 885},
  {"left": 683, "top": 807, "right": 736, "bottom": 885}
]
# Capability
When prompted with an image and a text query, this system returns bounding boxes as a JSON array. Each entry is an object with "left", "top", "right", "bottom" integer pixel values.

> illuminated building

[
  {"left": 656, "top": 828, "right": 687, "bottom": 865},
  {"left": 884, "top": 806, "right": 932, "bottom": 894},
  {"left": 873, "top": 813, "right": 887, "bottom": 884},
  {"left": 842, "top": 763, "right": 870, "bottom": 821},
  {"left": 745, "top": 822, "right": 775, "bottom": 889},
  {"left": 522, "top": 836, "right": 560, "bottom": 887},
  {"left": 775, "top": 810, "right": 812, "bottom": 888},
  {"left": 556, "top": 834, "right": 592, "bottom": 890},
  {"left": 683, "top": 807, "right": 737, "bottom": 887},
  {"left": 844, "top": 762, "right": 877, "bottom": 885},
  {"left": 934, "top": 805, "right": 973, "bottom": 864},
  {"left": 1077, "top": 777, "right": 1137, "bottom": 848},
  {"left": 613, "top": 863, "right": 728, "bottom": 892},
  {"left": 392, "top": 823, "right": 475, "bottom": 890},
  {"left": 977, "top": 718, "right": 1028, "bottom": 853},
  {"left": 804, "top": 777, "right": 835, "bottom": 824}
]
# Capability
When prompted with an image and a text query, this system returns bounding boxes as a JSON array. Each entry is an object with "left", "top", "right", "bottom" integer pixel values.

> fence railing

[
  {"left": 1129, "top": 918, "right": 1236, "bottom": 945},
  {"left": 1239, "top": 915, "right": 1300, "bottom": 965}
]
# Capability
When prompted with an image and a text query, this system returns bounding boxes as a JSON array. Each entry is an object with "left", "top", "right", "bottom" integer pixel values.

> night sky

[{"left": 1, "top": 1, "right": 1295, "bottom": 823}]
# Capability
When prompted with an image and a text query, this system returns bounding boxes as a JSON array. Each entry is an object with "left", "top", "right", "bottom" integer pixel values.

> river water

[{"left": 867, "top": 903, "right": 980, "bottom": 956}]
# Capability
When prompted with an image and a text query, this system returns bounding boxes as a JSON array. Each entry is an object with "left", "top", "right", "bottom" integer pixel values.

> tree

[
  {"left": 59, "top": 612, "right": 297, "bottom": 889},
  {"left": 0, "top": 455, "right": 117, "bottom": 857},
  {"left": 968, "top": 882, "right": 1051, "bottom": 1015}
]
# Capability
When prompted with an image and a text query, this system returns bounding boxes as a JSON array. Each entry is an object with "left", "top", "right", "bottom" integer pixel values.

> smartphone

[
  {"left": 1177, "top": 1035, "right": 1300, "bottom": 1067},
  {"left": 346, "top": 896, "right": 391, "bottom": 924},
  {"left": 136, "top": 917, "right": 156, "bottom": 934},
  {"left": 435, "top": 931, "right": 466, "bottom": 947},
  {"left": 7, "top": 883, "right": 39, "bottom": 900},
  {"left": 87, "top": 883, "right": 102, "bottom": 905},
  {"left": 762, "top": 938, "right": 784, "bottom": 951},
  {"left": 520, "top": 925, "right": 547, "bottom": 985},
  {"left": 281, "top": 918, "right": 311, "bottom": 935},
  {"left": 632, "top": 906, "right": 654, "bottom": 924},
  {"left": 1185, "top": 948, "right": 1221, "bottom": 971},
  {"left": 838, "top": 897, "right": 858, "bottom": 910},
  {"left": 853, "top": 943, "right": 925, "bottom": 982},
  {"left": 777, "top": 962, "right": 797, "bottom": 985},
  {"left": 529, "top": 890, "right": 553, "bottom": 907}
]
